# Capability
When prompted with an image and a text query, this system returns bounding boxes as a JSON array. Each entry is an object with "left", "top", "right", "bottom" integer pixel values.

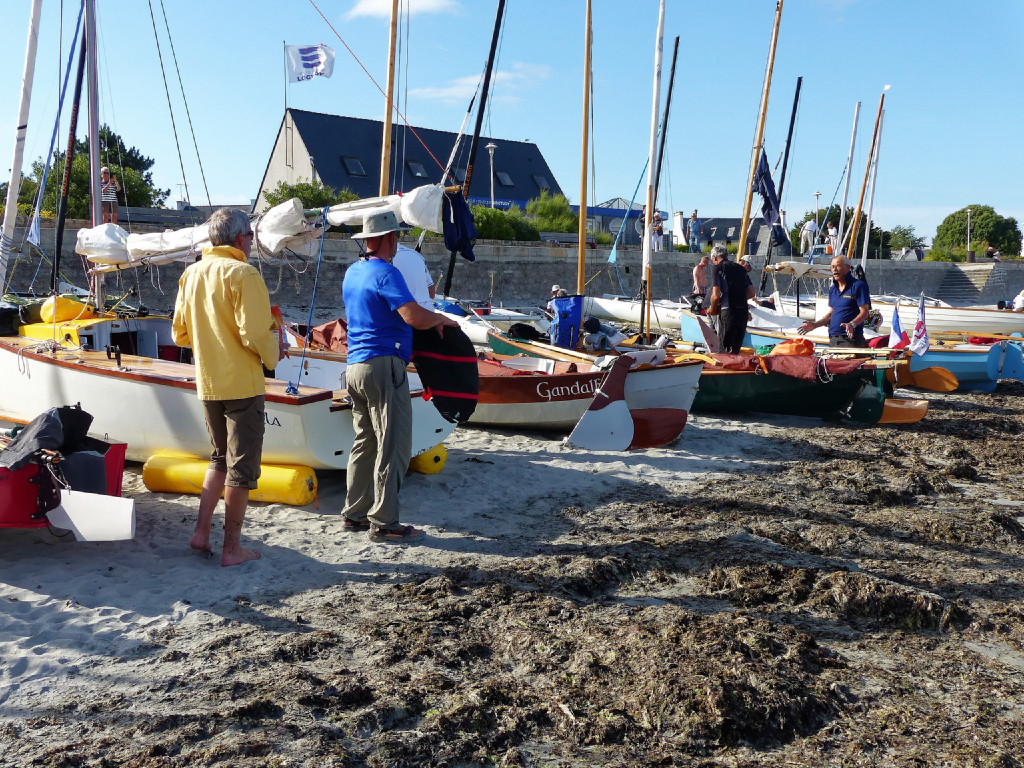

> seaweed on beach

[{"left": 5, "top": 385, "right": 1024, "bottom": 767}]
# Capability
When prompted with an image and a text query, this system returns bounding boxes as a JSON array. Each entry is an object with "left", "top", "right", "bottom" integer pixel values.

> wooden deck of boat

[
  {"left": 0, "top": 335, "right": 453, "bottom": 413},
  {"left": 0, "top": 336, "right": 338, "bottom": 406}
]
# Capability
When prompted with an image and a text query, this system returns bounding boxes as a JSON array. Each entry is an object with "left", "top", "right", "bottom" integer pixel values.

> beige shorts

[{"left": 202, "top": 395, "right": 265, "bottom": 488}]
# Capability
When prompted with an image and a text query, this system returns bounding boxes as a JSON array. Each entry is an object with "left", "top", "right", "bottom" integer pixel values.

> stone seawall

[{"left": 5, "top": 223, "right": 1023, "bottom": 317}]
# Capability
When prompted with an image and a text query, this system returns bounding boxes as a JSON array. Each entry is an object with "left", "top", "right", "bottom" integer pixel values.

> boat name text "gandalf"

[
  {"left": 265, "top": 413, "right": 282, "bottom": 427},
  {"left": 536, "top": 379, "right": 598, "bottom": 401}
]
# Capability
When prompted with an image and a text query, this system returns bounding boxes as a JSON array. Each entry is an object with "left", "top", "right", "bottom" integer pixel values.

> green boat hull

[{"left": 694, "top": 368, "right": 886, "bottom": 422}]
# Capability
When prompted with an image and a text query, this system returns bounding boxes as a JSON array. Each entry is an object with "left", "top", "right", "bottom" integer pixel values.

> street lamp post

[
  {"left": 485, "top": 142, "right": 497, "bottom": 208},
  {"left": 966, "top": 208, "right": 973, "bottom": 261},
  {"left": 813, "top": 190, "right": 821, "bottom": 231}
]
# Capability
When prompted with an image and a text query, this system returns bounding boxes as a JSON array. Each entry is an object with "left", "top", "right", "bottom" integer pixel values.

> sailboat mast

[
  {"left": 836, "top": 101, "right": 860, "bottom": 254},
  {"left": 52, "top": 31, "right": 89, "bottom": 294},
  {"left": 0, "top": 0, "right": 43, "bottom": 290},
  {"left": 575, "top": 0, "right": 592, "bottom": 295},
  {"left": 776, "top": 76, "right": 801, "bottom": 200},
  {"left": 861, "top": 109, "right": 884, "bottom": 268},
  {"left": 641, "top": 0, "right": 666, "bottom": 341},
  {"left": 653, "top": 36, "right": 680, "bottom": 207},
  {"left": 378, "top": 0, "right": 398, "bottom": 196},
  {"left": 441, "top": 0, "right": 505, "bottom": 297},
  {"left": 85, "top": 0, "right": 101, "bottom": 227},
  {"left": 847, "top": 89, "right": 886, "bottom": 265},
  {"left": 736, "top": 0, "right": 783, "bottom": 262},
  {"left": 759, "top": 75, "right": 801, "bottom": 295}
]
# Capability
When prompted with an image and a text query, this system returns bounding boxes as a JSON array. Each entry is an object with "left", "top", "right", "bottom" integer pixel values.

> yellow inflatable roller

[
  {"left": 409, "top": 444, "right": 447, "bottom": 474},
  {"left": 142, "top": 454, "right": 317, "bottom": 506}
]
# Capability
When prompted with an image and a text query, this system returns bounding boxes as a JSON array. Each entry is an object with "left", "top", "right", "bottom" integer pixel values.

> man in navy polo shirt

[{"left": 798, "top": 256, "right": 871, "bottom": 347}]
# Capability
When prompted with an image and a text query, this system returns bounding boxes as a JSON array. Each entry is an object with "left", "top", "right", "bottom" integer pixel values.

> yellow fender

[
  {"left": 409, "top": 444, "right": 447, "bottom": 474},
  {"left": 142, "top": 454, "right": 317, "bottom": 506}
]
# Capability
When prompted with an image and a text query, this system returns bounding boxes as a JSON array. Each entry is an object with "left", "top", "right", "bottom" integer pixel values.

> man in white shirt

[
  {"left": 799, "top": 219, "right": 819, "bottom": 254},
  {"left": 392, "top": 243, "right": 436, "bottom": 309}
]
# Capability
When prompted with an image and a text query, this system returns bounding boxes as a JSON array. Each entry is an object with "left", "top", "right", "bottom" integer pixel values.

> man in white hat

[
  {"left": 341, "top": 210, "right": 457, "bottom": 541},
  {"left": 546, "top": 284, "right": 567, "bottom": 315},
  {"left": 739, "top": 254, "right": 753, "bottom": 273}
]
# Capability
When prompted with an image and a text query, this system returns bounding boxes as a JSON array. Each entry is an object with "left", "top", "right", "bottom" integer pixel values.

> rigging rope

[
  {"left": 146, "top": 0, "right": 192, "bottom": 209},
  {"left": 305, "top": 0, "right": 449, "bottom": 177},
  {"left": 285, "top": 209, "right": 330, "bottom": 396},
  {"left": 158, "top": 0, "right": 211, "bottom": 207}
]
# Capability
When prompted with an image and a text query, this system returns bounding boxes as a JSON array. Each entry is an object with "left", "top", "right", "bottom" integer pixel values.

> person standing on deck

[
  {"left": 99, "top": 167, "right": 121, "bottom": 225},
  {"left": 798, "top": 256, "right": 871, "bottom": 348},
  {"left": 172, "top": 208, "right": 288, "bottom": 567},
  {"left": 687, "top": 210, "right": 703, "bottom": 253},
  {"left": 340, "top": 210, "right": 457, "bottom": 542},
  {"left": 708, "top": 244, "right": 754, "bottom": 354}
]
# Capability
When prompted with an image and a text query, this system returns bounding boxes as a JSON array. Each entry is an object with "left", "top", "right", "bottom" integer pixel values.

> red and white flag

[
  {"left": 888, "top": 307, "right": 910, "bottom": 349},
  {"left": 908, "top": 296, "right": 929, "bottom": 356}
]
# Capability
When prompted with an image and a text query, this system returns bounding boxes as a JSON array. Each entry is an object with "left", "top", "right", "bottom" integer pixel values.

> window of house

[
  {"left": 454, "top": 167, "right": 467, "bottom": 183},
  {"left": 342, "top": 156, "right": 366, "bottom": 176},
  {"left": 407, "top": 160, "right": 428, "bottom": 179},
  {"left": 532, "top": 174, "right": 550, "bottom": 190},
  {"left": 496, "top": 170, "right": 514, "bottom": 187}
]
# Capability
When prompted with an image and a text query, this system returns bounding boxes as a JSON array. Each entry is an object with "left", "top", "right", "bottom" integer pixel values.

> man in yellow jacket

[{"left": 172, "top": 208, "right": 287, "bottom": 566}]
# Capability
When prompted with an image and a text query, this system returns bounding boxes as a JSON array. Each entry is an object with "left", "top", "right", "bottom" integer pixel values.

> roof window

[
  {"left": 407, "top": 160, "right": 428, "bottom": 179},
  {"left": 342, "top": 156, "right": 366, "bottom": 176},
  {"left": 496, "top": 170, "right": 514, "bottom": 187},
  {"left": 532, "top": 174, "right": 550, "bottom": 190}
]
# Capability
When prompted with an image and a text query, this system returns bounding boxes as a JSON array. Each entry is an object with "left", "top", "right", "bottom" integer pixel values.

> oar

[{"left": 564, "top": 356, "right": 635, "bottom": 451}]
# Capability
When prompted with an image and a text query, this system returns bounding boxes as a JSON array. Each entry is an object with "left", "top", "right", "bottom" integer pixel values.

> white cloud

[
  {"left": 346, "top": 0, "right": 457, "bottom": 19},
  {"left": 410, "top": 62, "right": 551, "bottom": 105}
]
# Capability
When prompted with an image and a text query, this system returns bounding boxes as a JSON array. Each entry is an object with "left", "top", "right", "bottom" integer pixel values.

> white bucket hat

[{"left": 351, "top": 209, "right": 408, "bottom": 240}]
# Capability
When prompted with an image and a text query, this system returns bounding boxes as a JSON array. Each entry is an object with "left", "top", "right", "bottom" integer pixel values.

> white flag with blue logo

[{"left": 285, "top": 44, "right": 335, "bottom": 83}]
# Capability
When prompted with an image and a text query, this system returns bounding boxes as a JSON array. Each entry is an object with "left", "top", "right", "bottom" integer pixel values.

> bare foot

[
  {"left": 189, "top": 533, "right": 212, "bottom": 553},
  {"left": 221, "top": 547, "right": 261, "bottom": 568}
]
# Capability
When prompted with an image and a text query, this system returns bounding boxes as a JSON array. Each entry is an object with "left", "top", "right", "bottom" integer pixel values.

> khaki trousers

[{"left": 342, "top": 356, "right": 412, "bottom": 529}]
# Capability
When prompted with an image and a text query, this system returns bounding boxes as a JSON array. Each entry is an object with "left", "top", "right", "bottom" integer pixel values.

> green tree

[
  {"left": 933, "top": 205, "right": 1021, "bottom": 257},
  {"left": 263, "top": 178, "right": 358, "bottom": 209},
  {"left": 19, "top": 125, "right": 170, "bottom": 217},
  {"left": 526, "top": 190, "right": 578, "bottom": 233},
  {"left": 888, "top": 224, "right": 924, "bottom": 250}
]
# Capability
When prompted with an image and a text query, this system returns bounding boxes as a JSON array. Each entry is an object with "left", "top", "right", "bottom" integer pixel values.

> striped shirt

[{"left": 100, "top": 180, "right": 118, "bottom": 202}]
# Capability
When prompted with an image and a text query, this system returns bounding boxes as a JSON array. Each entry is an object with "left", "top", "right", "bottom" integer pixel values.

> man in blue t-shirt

[
  {"left": 798, "top": 256, "right": 871, "bottom": 347},
  {"left": 341, "top": 210, "right": 457, "bottom": 542}
]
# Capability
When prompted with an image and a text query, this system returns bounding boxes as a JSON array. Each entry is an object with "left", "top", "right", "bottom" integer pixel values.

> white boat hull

[
  {"left": 581, "top": 295, "right": 685, "bottom": 332},
  {"left": 0, "top": 338, "right": 455, "bottom": 470}
]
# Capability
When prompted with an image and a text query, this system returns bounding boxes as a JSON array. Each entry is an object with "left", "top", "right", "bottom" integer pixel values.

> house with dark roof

[
  {"left": 671, "top": 214, "right": 793, "bottom": 258},
  {"left": 254, "top": 109, "right": 564, "bottom": 213}
]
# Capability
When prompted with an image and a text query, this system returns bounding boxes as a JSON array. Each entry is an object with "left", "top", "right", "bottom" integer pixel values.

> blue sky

[{"left": 2, "top": 0, "right": 1021, "bottom": 246}]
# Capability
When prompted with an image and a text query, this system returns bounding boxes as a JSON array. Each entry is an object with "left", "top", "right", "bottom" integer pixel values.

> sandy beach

[{"left": 2, "top": 383, "right": 1024, "bottom": 766}]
